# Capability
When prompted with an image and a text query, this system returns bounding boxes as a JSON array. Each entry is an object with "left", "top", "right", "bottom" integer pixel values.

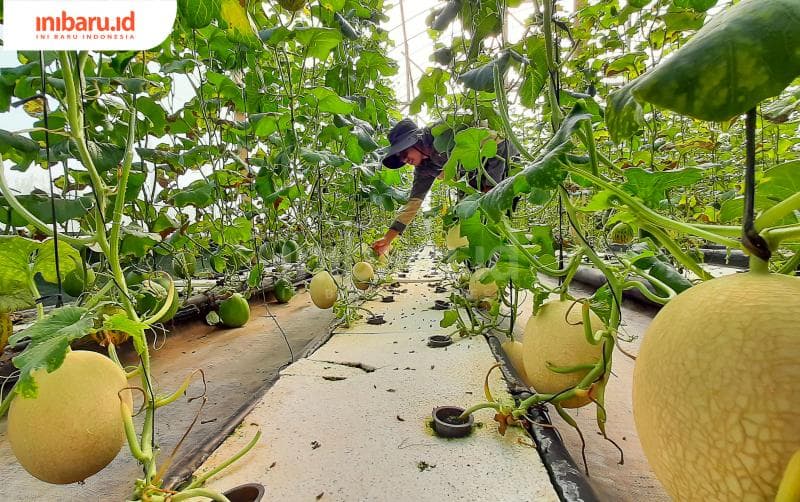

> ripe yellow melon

[
  {"left": 633, "top": 272, "right": 800, "bottom": 501},
  {"left": 310, "top": 271, "right": 337, "bottom": 309},
  {"left": 352, "top": 262, "right": 374, "bottom": 290},
  {"left": 468, "top": 268, "right": 498, "bottom": 300},
  {"left": 501, "top": 339, "right": 530, "bottom": 385},
  {"left": 445, "top": 224, "right": 468, "bottom": 250},
  {"left": 522, "top": 300, "right": 603, "bottom": 408},
  {"left": 8, "top": 350, "right": 132, "bottom": 484}
]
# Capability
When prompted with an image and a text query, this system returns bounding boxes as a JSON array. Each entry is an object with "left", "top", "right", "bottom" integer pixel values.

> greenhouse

[{"left": 0, "top": 0, "right": 798, "bottom": 500}]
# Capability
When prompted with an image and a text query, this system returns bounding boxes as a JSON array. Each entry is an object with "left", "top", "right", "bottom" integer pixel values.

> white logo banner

[{"left": 4, "top": 0, "right": 177, "bottom": 50}]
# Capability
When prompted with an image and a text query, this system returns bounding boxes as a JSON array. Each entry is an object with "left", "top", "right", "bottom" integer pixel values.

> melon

[
  {"left": 633, "top": 272, "right": 800, "bottom": 501},
  {"left": 8, "top": 350, "right": 132, "bottom": 484},
  {"left": 274, "top": 278, "right": 294, "bottom": 303},
  {"left": 218, "top": 293, "right": 250, "bottom": 328},
  {"left": 501, "top": 339, "right": 530, "bottom": 385},
  {"left": 310, "top": 271, "right": 337, "bottom": 309},
  {"left": 522, "top": 300, "right": 604, "bottom": 408},
  {"left": 468, "top": 268, "right": 498, "bottom": 300},
  {"left": 352, "top": 261, "right": 374, "bottom": 290}
]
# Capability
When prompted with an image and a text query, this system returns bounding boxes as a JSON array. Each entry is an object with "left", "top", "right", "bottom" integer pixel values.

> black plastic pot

[
  {"left": 432, "top": 406, "right": 473, "bottom": 438},
  {"left": 427, "top": 335, "right": 452, "bottom": 348},
  {"left": 222, "top": 483, "right": 265, "bottom": 502}
]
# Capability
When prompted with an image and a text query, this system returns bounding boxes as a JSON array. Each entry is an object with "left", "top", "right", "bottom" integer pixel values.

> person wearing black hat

[{"left": 371, "top": 119, "right": 516, "bottom": 256}]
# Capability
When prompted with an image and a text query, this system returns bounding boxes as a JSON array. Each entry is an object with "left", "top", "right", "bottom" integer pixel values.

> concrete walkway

[{"left": 190, "top": 251, "right": 559, "bottom": 501}]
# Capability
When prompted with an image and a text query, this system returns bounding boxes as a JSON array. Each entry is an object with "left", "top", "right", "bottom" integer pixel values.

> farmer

[{"left": 371, "top": 118, "right": 516, "bottom": 255}]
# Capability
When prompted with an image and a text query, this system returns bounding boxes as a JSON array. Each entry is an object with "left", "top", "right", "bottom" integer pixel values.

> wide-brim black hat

[{"left": 381, "top": 118, "right": 421, "bottom": 169}]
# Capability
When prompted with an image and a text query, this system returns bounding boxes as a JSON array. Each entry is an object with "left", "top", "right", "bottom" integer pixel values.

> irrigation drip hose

[{"left": 485, "top": 335, "right": 600, "bottom": 502}]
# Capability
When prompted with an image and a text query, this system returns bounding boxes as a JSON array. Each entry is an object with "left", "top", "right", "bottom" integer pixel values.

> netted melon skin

[{"left": 633, "top": 272, "right": 800, "bottom": 501}]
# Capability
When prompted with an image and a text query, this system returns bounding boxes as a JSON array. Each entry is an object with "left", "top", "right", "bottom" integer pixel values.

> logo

[{"left": 5, "top": 0, "right": 176, "bottom": 50}]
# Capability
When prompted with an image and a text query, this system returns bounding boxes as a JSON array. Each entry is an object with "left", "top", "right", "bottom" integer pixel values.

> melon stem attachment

[{"left": 742, "top": 107, "right": 771, "bottom": 262}]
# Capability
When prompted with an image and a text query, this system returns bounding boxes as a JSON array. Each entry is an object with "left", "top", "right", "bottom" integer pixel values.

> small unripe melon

[
  {"left": 310, "top": 271, "right": 337, "bottom": 309},
  {"left": 468, "top": 268, "right": 498, "bottom": 300},
  {"left": 522, "top": 300, "right": 603, "bottom": 408},
  {"left": 8, "top": 350, "right": 132, "bottom": 484},
  {"left": 219, "top": 293, "right": 250, "bottom": 328},
  {"left": 352, "top": 262, "right": 374, "bottom": 290},
  {"left": 445, "top": 224, "right": 468, "bottom": 250},
  {"left": 634, "top": 272, "right": 800, "bottom": 501}
]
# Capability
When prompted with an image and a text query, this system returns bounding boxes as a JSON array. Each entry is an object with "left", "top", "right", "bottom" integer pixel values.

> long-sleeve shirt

[{"left": 388, "top": 129, "right": 516, "bottom": 234}]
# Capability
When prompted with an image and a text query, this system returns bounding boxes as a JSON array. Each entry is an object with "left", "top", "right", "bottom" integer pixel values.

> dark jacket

[{"left": 389, "top": 128, "right": 516, "bottom": 234}]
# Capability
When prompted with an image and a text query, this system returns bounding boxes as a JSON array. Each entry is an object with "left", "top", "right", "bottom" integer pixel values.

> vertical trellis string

[{"left": 40, "top": 52, "right": 64, "bottom": 308}]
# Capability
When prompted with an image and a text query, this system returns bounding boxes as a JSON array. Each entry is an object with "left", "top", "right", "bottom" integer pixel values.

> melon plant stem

[
  {"left": 59, "top": 50, "right": 159, "bottom": 485},
  {"left": 558, "top": 186, "right": 622, "bottom": 330}
]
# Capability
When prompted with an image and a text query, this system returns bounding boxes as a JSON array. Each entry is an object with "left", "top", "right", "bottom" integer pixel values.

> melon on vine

[
  {"left": 218, "top": 293, "right": 250, "bottom": 328},
  {"left": 468, "top": 268, "right": 498, "bottom": 300},
  {"left": 8, "top": 350, "right": 132, "bottom": 484},
  {"left": 633, "top": 272, "right": 800, "bottom": 501},
  {"left": 522, "top": 300, "right": 604, "bottom": 408},
  {"left": 310, "top": 271, "right": 337, "bottom": 309},
  {"left": 352, "top": 261, "right": 374, "bottom": 290}
]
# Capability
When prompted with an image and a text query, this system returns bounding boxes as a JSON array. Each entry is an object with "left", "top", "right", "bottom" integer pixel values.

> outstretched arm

[{"left": 372, "top": 172, "right": 436, "bottom": 255}]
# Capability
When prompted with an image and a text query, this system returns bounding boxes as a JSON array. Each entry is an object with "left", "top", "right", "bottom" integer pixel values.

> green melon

[
  {"left": 274, "top": 279, "right": 294, "bottom": 303},
  {"left": 219, "top": 293, "right": 250, "bottom": 328}
]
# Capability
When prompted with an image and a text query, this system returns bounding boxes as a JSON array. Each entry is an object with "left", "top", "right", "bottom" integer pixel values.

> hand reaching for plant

[{"left": 371, "top": 236, "right": 393, "bottom": 256}]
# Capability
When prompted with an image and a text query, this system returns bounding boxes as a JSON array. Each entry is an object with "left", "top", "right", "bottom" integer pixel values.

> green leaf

[
  {"left": 0, "top": 193, "right": 94, "bottom": 226},
  {"left": 173, "top": 180, "right": 216, "bottom": 208},
  {"left": 492, "top": 260, "right": 535, "bottom": 290},
  {"left": 606, "top": 82, "right": 645, "bottom": 143},
  {"left": 248, "top": 264, "right": 264, "bottom": 289},
  {"left": 320, "top": 0, "right": 345, "bottom": 11},
  {"left": 219, "top": 0, "right": 261, "bottom": 47},
  {"left": 621, "top": 167, "right": 704, "bottom": 207},
  {"left": 589, "top": 285, "right": 614, "bottom": 325},
  {"left": 455, "top": 194, "right": 482, "bottom": 220},
  {"left": 688, "top": 0, "right": 718, "bottom": 12},
  {"left": 294, "top": 27, "right": 342, "bottom": 60},
  {"left": 758, "top": 161, "right": 800, "bottom": 201},
  {"left": 223, "top": 217, "right": 253, "bottom": 244},
  {"left": 34, "top": 239, "right": 81, "bottom": 285},
  {"left": 9, "top": 306, "right": 95, "bottom": 398},
  {"left": 178, "top": 0, "right": 220, "bottom": 28},
  {"left": 103, "top": 313, "right": 149, "bottom": 356},
  {"left": 519, "top": 37, "right": 548, "bottom": 109},
  {"left": 308, "top": 87, "right": 355, "bottom": 114},
  {"left": 0, "top": 236, "right": 38, "bottom": 312},
  {"left": 480, "top": 105, "right": 590, "bottom": 220},
  {"left": 458, "top": 52, "right": 512, "bottom": 92},
  {"left": 631, "top": 0, "right": 800, "bottom": 121},
  {"left": 443, "top": 128, "right": 497, "bottom": 173},
  {"left": 439, "top": 309, "right": 459, "bottom": 328},
  {"left": 409, "top": 69, "right": 449, "bottom": 115},
  {"left": 459, "top": 213, "right": 502, "bottom": 265},
  {"left": 120, "top": 226, "right": 161, "bottom": 257}
]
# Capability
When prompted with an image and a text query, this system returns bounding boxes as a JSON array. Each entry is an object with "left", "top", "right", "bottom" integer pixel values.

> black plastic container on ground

[
  {"left": 432, "top": 406, "right": 474, "bottom": 438},
  {"left": 222, "top": 483, "right": 265, "bottom": 502},
  {"left": 427, "top": 334, "right": 452, "bottom": 348}
]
